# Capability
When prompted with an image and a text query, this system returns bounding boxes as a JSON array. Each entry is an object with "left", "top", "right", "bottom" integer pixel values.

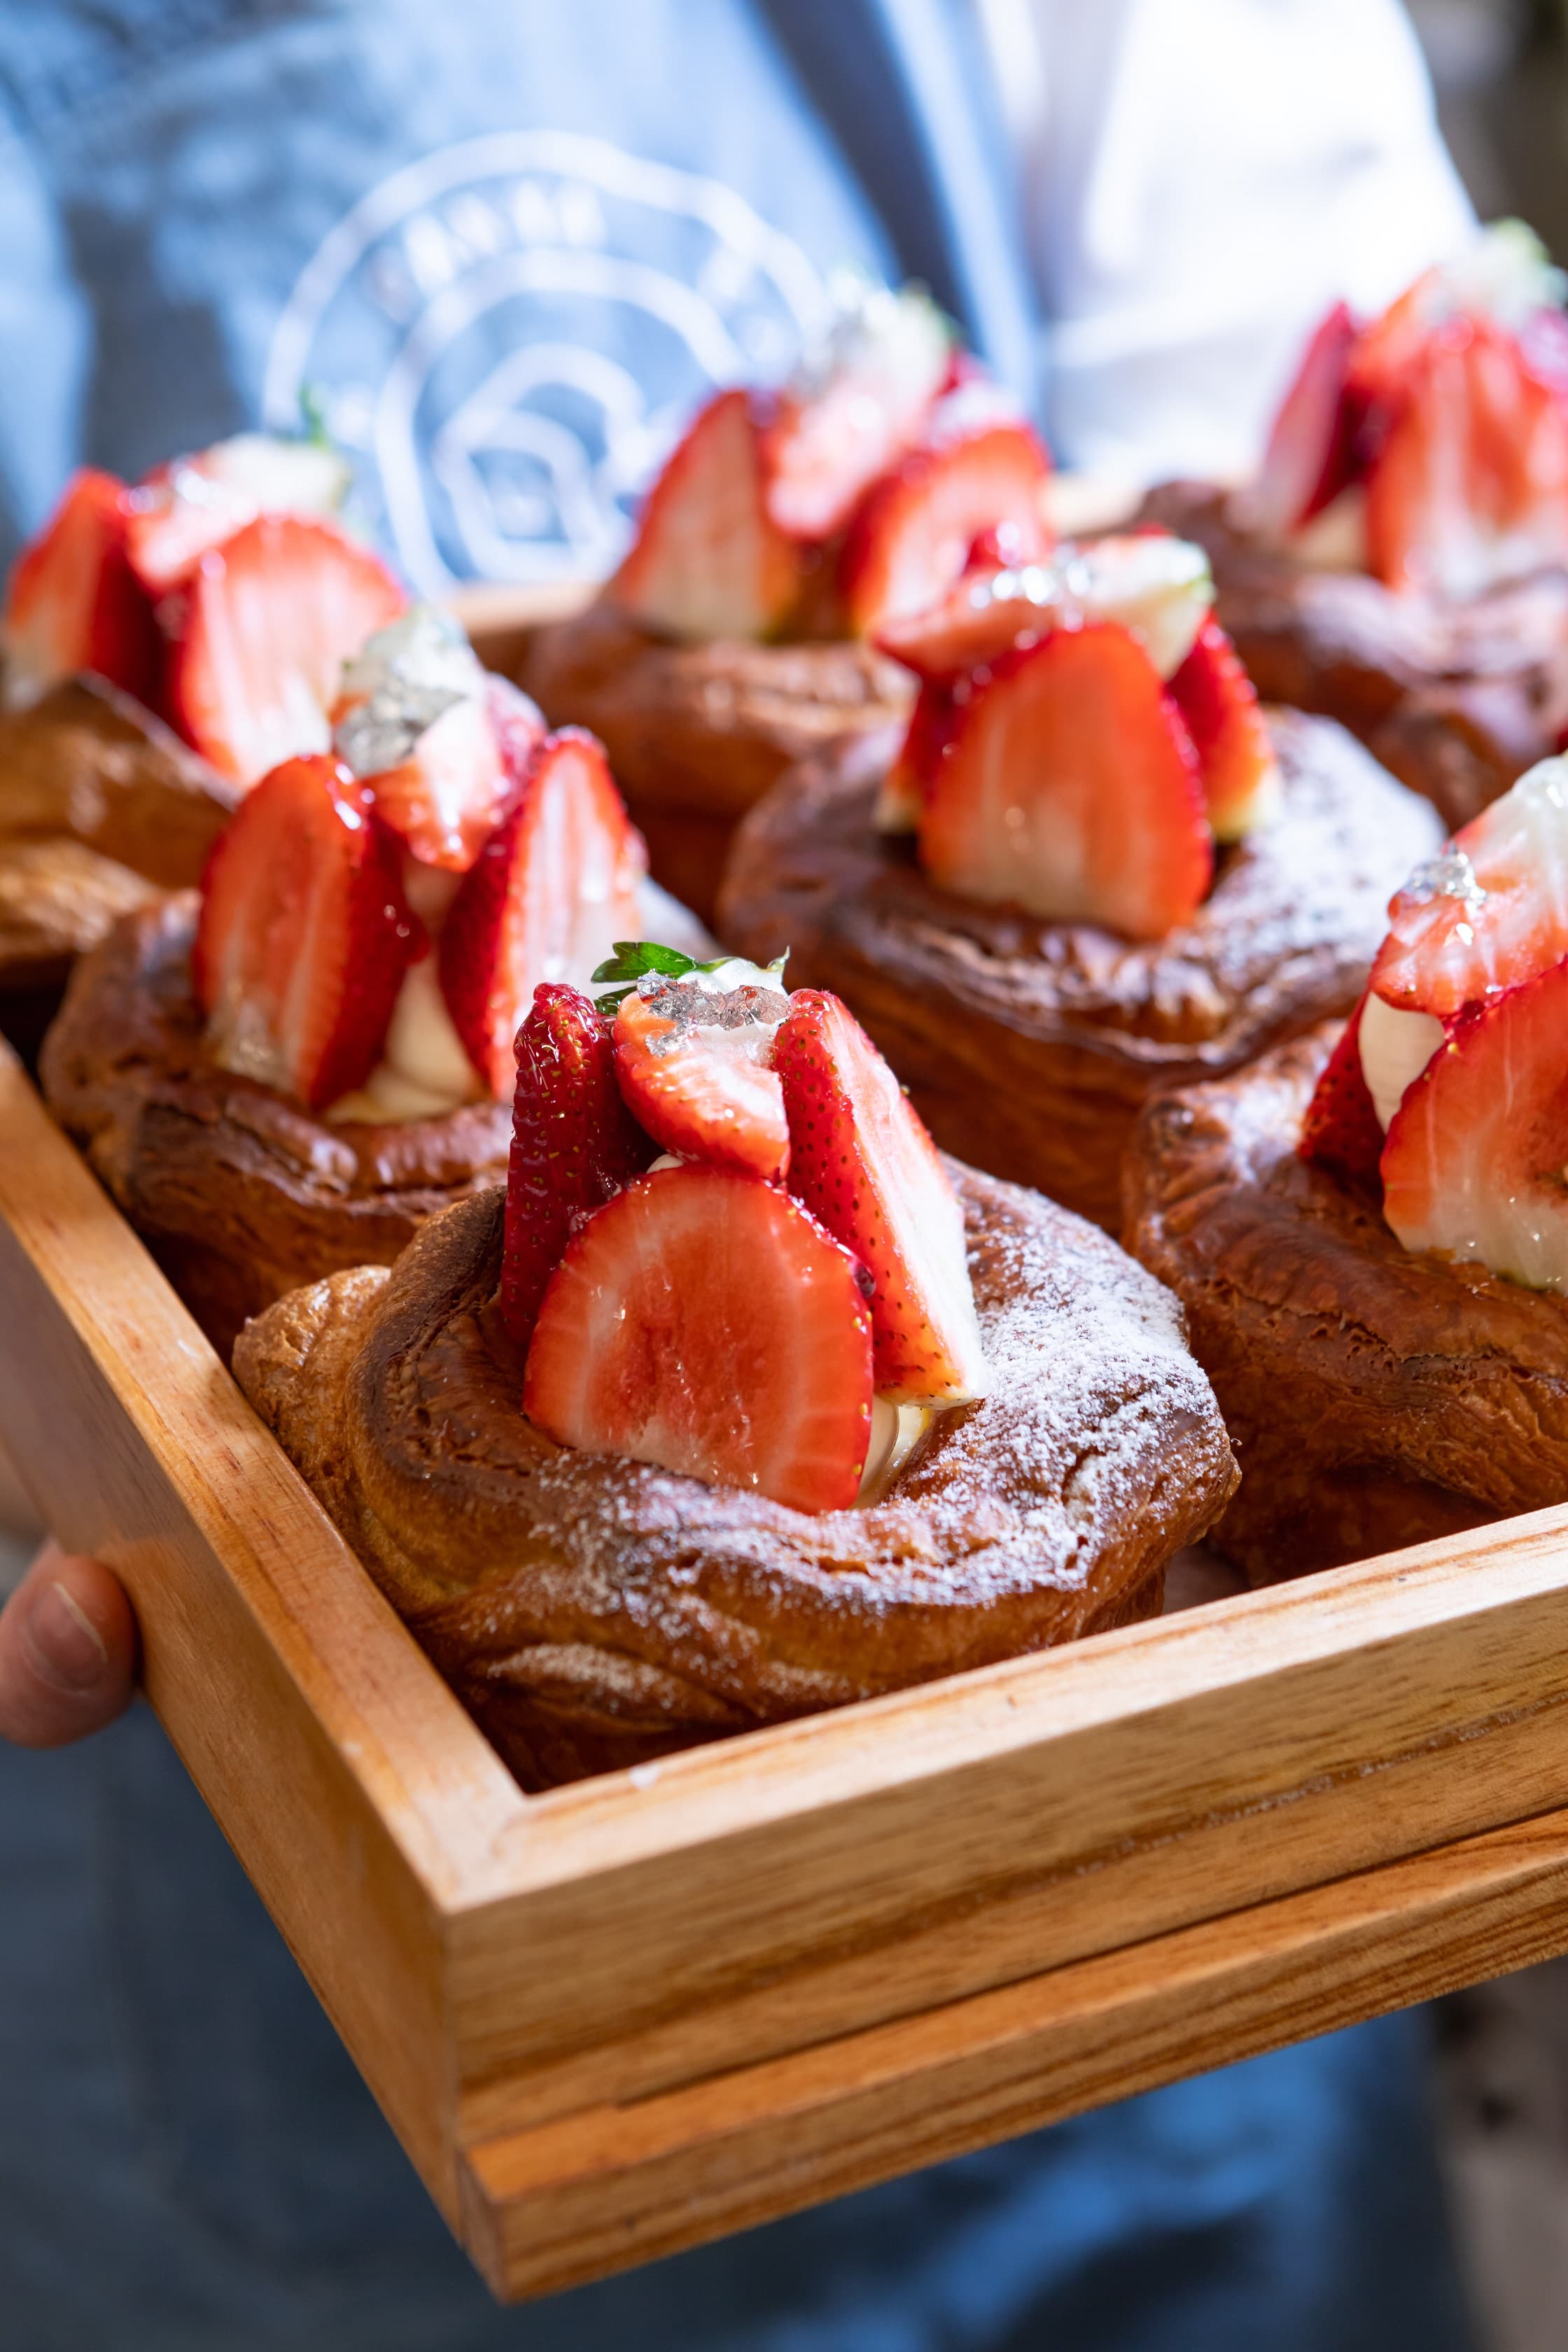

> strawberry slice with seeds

[
  {"left": 1297, "top": 997, "right": 1385, "bottom": 1195},
  {"left": 1, "top": 469, "right": 162, "bottom": 709},
  {"left": 760, "top": 283, "right": 953, "bottom": 540},
  {"left": 838, "top": 421, "right": 1052, "bottom": 638},
  {"left": 1249, "top": 301, "right": 1364, "bottom": 537},
  {"left": 1380, "top": 955, "right": 1568, "bottom": 1291},
  {"left": 918, "top": 622, "right": 1212, "bottom": 941},
  {"left": 612, "top": 968, "right": 791, "bottom": 1180},
  {"left": 125, "top": 433, "right": 351, "bottom": 594},
  {"left": 774, "top": 989, "right": 986, "bottom": 1404},
  {"left": 1168, "top": 620, "right": 1280, "bottom": 841},
  {"left": 438, "top": 729, "right": 647, "bottom": 1099},
  {"left": 167, "top": 514, "right": 406, "bottom": 785},
  {"left": 1364, "top": 319, "right": 1568, "bottom": 598},
  {"left": 612, "top": 388, "right": 802, "bottom": 643},
  {"left": 192, "top": 752, "right": 421, "bottom": 1112},
  {"left": 524, "top": 1165, "right": 875, "bottom": 1513},
  {"left": 500, "top": 982, "right": 654, "bottom": 1349},
  {"left": 1371, "top": 757, "right": 1568, "bottom": 1017},
  {"left": 332, "top": 605, "right": 542, "bottom": 872},
  {"left": 874, "top": 531, "right": 1210, "bottom": 686}
]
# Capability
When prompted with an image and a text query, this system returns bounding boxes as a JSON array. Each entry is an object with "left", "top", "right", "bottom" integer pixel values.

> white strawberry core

[{"left": 1359, "top": 992, "right": 1446, "bottom": 1133}]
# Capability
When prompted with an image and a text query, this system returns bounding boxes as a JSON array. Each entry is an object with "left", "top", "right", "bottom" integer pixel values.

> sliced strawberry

[
  {"left": 168, "top": 514, "right": 405, "bottom": 785},
  {"left": 918, "top": 623, "right": 1212, "bottom": 941},
  {"left": 874, "top": 531, "right": 1210, "bottom": 685},
  {"left": 1168, "top": 620, "right": 1280, "bottom": 841},
  {"left": 439, "top": 728, "right": 647, "bottom": 1099},
  {"left": 125, "top": 433, "right": 351, "bottom": 594},
  {"left": 192, "top": 752, "right": 421, "bottom": 1112},
  {"left": 612, "top": 388, "right": 802, "bottom": 643},
  {"left": 874, "top": 680, "right": 961, "bottom": 832},
  {"left": 838, "top": 421, "right": 1052, "bottom": 638},
  {"left": 500, "top": 982, "right": 654, "bottom": 1349},
  {"left": 332, "top": 608, "right": 540, "bottom": 872},
  {"left": 524, "top": 1166, "right": 874, "bottom": 1512},
  {"left": 1, "top": 470, "right": 161, "bottom": 709},
  {"left": 1380, "top": 955, "right": 1568, "bottom": 1291},
  {"left": 1297, "top": 997, "right": 1385, "bottom": 1194},
  {"left": 1371, "top": 757, "right": 1568, "bottom": 1016},
  {"left": 760, "top": 283, "right": 953, "bottom": 540},
  {"left": 612, "top": 970, "right": 790, "bottom": 1180},
  {"left": 1364, "top": 318, "right": 1568, "bottom": 598},
  {"left": 1250, "top": 301, "right": 1363, "bottom": 536},
  {"left": 773, "top": 989, "right": 986, "bottom": 1404}
]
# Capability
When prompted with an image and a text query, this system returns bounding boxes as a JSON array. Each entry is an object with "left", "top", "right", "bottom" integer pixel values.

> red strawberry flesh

[
  {"left": 523, "top": 1165, "right": 875, "bottom": 1512},
  {"left": 1380, "top": 954, "right": 1568, "bottom": 1290},
  {"left": 773, "top": 988, "right": 986, "bottom": 1404},
  {"left": 917, "top": 622, "right": 1213, "bottom": 941},
  {"left": 1250, "top": 300, "right": 1363, "bottom": 537},
  {"left": 1167, "top": 620, "right": 1279, "bottom": 841},
  {"left": 839, "top": 421, "right": 1052, "bottom": 638},
  {"left": 500, "top": 982, "right": 655, "bottom": 1349},
  {"left": 1370, "top": 758, "right": 1568, "bottom": 1017},
  {"left": 1, "top": 469, "right": 162, "bottom": 708},
  {"left": 1297, "top": 997, "right": 1385, "bottom": 1195},
  {"left": 612, "top": 388, "right": 801, "bottom": 642},
  {"left": 614, "top": 974, "right": 791, "bottom": 1180},
  {"left": 169, "top": 514, "right": 406, "bottom": 785},
  {"left": 438, "top": 728, "right": 646, "bottom": 1099},
  {"left": 192, "top": 752, "right": 421, "bottom": 1112}
]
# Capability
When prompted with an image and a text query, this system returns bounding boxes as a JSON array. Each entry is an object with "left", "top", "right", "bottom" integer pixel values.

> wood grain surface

[{"left": 6, "top": 514, "right": 1568, "bottom": 2296}]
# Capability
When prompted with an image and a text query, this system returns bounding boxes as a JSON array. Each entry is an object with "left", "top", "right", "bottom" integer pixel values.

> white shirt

[{"left": 974, "top": 0, "right": 1476, "bottom": 483}]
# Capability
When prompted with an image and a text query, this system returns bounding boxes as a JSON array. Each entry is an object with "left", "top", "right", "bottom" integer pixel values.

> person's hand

[{"left": 0, "top": 1541, "right": 138, "bottom": 1746}]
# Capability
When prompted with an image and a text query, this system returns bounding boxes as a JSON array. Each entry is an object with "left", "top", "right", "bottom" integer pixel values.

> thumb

[{"left": 0, "top": 1541, "right": 139, "bottom": 1748}]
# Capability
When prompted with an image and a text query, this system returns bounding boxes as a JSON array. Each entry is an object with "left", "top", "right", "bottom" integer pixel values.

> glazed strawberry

[
  {"left": 838, "top": 421, "right": 1052, "bottom": 638},
  {"left": 500, "top": 983, "right": 654, "bottom": 1349},
  {"left": 1370, "top": 757, "right": 1568, "bottom": 1016},
  {"left": 918, "top": 623, "right": 1213, "bottom": 940},
  {"left": 612, "top": 965, "right": 791, "bottom": 1180},
  {"left": 1168, "top": 620, "right": 1280, "bottom": 841},
  {"left": 1, "top": 469, "right": 161, "bottom": 708},
  {"left": 873, "top": 531, "right": 1210, "bottom": 685},
  {"left": 612, "top": 388, "right": 802, "bottom": 642},
  {"left": 192, "top": 753, "right": 421, "bottom": 1112},
  {"left": 125, "top": 433, "right": 351, "bottom": 594},
  {"left": 524, "top": 1165, "right": 875, "bottom": 1512},
  {"left": 169, "top": 514, "right": 406, "bottom": 784},
  {"left": 1297, "top": 996, "right": 1385, "bottom": 1194},
  {"left": 1364, "top": 321, "right": 1568, "bottom": 598},
  {"left": 774, "top": 989, "right": 986, "bottom": 1404},
  {"left": 332, "top": 607, "right": 541, "bottom": 871},
  {"left": 1381, "top": 955, "right": 1568, "bottom": 1291},
  {"left": 438, "top": 729, "right": 646, "bottom": 1098},
  {"left": 1249, "top": 301, "right": 1363, "bottom": 536},
  {"left": 760, "top": 282, "right": 953, "bottom": 540},
  {"left": 874, "top": 680, "right": 961, "bottom": 832}
]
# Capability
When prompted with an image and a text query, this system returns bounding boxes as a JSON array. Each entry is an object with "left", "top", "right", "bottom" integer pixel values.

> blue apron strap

[{"left": 751, "top": 0, "right": 1044, "bottom": 416}]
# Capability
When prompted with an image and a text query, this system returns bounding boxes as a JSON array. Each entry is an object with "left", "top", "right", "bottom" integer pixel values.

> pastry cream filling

[
  {"left": 326, "top": 951, "right": 484, "bottom": 1124},
  {"left": 1358, "top": 990, "right": 1446, "bottom": 1133}
]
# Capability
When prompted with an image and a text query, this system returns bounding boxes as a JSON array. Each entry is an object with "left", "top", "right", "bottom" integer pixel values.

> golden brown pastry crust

[
  {"left": 718, "top": 708, "right": 1442, "bottom": 1231},
  {"left": 521, "top": 600, "right": 913, "bottom": 919},
  {"left": 1122, "top": 1025, "right": 1568, "bottom": 1582},
  {"left": 1140, "top": 482, "right": 1568, "bottom": 829},
  {"left": 233, "top": 1166, "right": 1238, "bottom": 1788},
  {"left": 40, "top": 894, "right": 509, "bottom": 1357},
  {"left": 0, "top": 675, "right": 236, "bottom": 993}
]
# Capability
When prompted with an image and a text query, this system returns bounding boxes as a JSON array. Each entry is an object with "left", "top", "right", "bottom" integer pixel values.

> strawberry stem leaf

[{"left": 591, "top": 940, "right": 789, "bottom": 1013}]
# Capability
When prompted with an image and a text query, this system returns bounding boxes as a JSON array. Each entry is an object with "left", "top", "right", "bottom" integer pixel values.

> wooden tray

[{"left": 6, "top": 549, "right": 1568, "bottom": 2300}]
